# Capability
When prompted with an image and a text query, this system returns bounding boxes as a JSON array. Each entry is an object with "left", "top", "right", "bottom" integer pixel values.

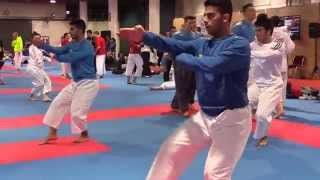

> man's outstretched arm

[
  {"left": 118, "top": 26, "right": 198, "bottom": 55},
  {"left": 42, "top": 44, "right": 69, "bottom": 55}
]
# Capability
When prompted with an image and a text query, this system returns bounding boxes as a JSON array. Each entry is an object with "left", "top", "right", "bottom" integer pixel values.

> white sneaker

[{"left": 299, "top": 95, "right": 308, "bottom": 100}]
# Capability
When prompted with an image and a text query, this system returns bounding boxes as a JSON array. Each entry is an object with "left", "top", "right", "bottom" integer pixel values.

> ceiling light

[{"left": 50, "top": 0, "right": 56, "bottom": 3}]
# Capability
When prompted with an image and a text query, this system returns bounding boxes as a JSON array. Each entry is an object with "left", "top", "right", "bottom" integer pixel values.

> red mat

[
  {"left": 0, "top": 85, "right": 109, "bottom": 94},
  {"left": 252, "top": 119, "right": 320, "bottom": 148},
  {"left": 0, "top": 74, "right": 110, "bottom": 94},
  {"left": 1, "top": 65, "right": 17, "bottom": 71},
  {"left": 0, "top": 104, "right": 171, "bottom": 130},
  {"left": 288, "top": 78, "right": 320, "bottom": 98},
  {"left": 0, "top": 86, "right": 65, "bottom": 94},
  {"left": 0, "top": 104, "right": 320, "bottom": 148},
  {"left": 0, "top": 136, "right": 111, "bottom": 165}
]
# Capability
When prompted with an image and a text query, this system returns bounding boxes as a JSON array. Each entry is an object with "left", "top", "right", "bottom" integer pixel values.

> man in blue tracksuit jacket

[
  {"left": 171, "top": 16, "right": 200, "bottom": 116},
  {"left": 232, "top": 3, "right": 256, "bottom": 42},
  {"left": 119, "top": 0, "right": 251, "bottom": 179}
]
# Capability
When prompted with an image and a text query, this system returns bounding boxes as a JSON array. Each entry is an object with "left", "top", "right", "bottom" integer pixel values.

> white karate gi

[
  {"left": 26, "top": 44, "right": 52, "bottom": 96},
  {"left": 43, "top": 79, "right": 99, "bottom": 134},
  {"left": 272, "top": 27, "right": 295, "bottom": 102},
  {"left": 249, "top": 40, "right": 285, "bottom": 139},
  {"left": 125, "top": 54, "right": 143, "bottom": 77},
  {"left": 147, "top": 107, "right": 251, "bottom": 180}
]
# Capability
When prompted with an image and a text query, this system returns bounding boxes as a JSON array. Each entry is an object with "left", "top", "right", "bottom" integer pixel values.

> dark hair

[
  {"left": 270, "top": 16, "right": 283, "bottom": 27},
  {"left": 184, "top": 16, "right": 196, "bottom": 22},
  {"left": 94, "top": 31, "right": 100, "bottom": 35},
  {"left": 204, "top": 0, "right": 233, "bottom": 22},
  {"left": 170, "top": 26, "right": 176, "bottom": 29},
  {"left": 255, "top": 13, "right": 274, "bottom": 34},
  {"left": 70, "top": 19, "right": 86, "bottom": 33},
  {"left": 242, "top": 3, "right": 254, "bottom": 12},
  {"left": 87, "top": 30, "right": 92, "bottom": 34},
  {"left": 0, "top": 40, "right": 3, "bottom": 48},
  {"left": 63, "top": 32, "right": 69, "bottom": 38},
  {"left": 32, "top": 31, "right": 41, "bottom": 38}
]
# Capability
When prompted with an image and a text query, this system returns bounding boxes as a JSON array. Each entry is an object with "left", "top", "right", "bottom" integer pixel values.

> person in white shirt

[
  {"left": 26, "top": 32, "right": 52, "bottom": 102},
  {"left": 270, "top": 16, "right": 295, "bottom": 118},
  {"left": 249, "top": 14, "right": 286, "bottom": 147}
]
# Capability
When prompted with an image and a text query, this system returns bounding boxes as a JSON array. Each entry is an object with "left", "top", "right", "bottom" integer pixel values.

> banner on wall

[{"left": 289, "top": 0, "right": 304, "bottom": 6}]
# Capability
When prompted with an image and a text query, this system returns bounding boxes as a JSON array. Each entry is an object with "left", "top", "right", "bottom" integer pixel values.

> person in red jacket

[
  {"left": 93, "top": 31, "right": 107, "bottom": 78},
  {"left": 60, "top": 33, "right": 72, "bottom": 79},
  {"left": 125, "top": 42, "right": 143, "bottom": 84}
]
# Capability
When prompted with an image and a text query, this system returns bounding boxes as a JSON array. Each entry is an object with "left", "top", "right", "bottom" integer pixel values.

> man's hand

[{"left": 118, "top": 25, "right": 145, "bottom": 43}]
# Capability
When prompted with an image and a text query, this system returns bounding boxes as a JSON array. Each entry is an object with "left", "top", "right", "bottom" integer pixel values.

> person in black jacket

[{"left": 0, "top": 40, "right": 5, "bottom": 85}]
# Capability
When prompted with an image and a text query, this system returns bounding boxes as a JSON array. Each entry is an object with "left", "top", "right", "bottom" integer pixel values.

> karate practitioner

[
  {"left": 249, "top": 14, "right": 286, "bottom": 147},
  {"left": 232, "top": 3, "right": 256, "bottom": 42},
  {"left": 41, "top": 19, "right": 99, "bottom": 144},
  {"left": 119, "top": 0, "right": 251, "bottom": 179},
  {"left": 27, "top": 32, "right": 52, "bottom": 102},
  {"left": 170, "top": 16, "right": 199, "bottom": 117},
  {"left": 125, "top": 42, "right": 143, "bottom": 84},
  {"left": 271, "top": 16, "right": 295, "bottom": 118}
]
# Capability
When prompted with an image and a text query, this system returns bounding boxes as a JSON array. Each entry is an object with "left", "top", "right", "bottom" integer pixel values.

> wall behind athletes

[
  {"left": 32, "top": 20, "right": 109, "bottom": 47},
  {"left": 32, "top": 20, "right": 69, "bottom": 46},
  {"left": 0, "top": 1, "right": 109, "bottom": 47},
  {"left": 175, "top": 0, "right": 288, "bottom": 16},
  {"left": 267, "top": 4, "right": 320, "bottom": 78},
  {"left": 175, "top": 0, "right": 320, "bottom": 78},
  {"left": 0, "top": 1, "right": 67, "bottom": 47},
  {"left": 0, "top": 1, "right": 66, "bottom": 19}
]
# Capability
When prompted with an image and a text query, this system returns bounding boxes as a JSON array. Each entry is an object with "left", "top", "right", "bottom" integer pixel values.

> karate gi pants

[
  {"left": 281, "top": 72, "right": 288, "bottom": 103},
  {"left": 60, "top": 63, "right": 70, "bottom": 75},
  {"left": 248, "top": 83, "right": 282, "bottom": 139},
  {"left": 125, "top": 54, "right": 143, "bottom": 77},
  {"left": 43, "top": 79, "right": 99, "bottom": 134},
  {"left": 26, "top": 66, "right": 52, "bottom": 96},
  {"left": 146, "top": 107, "right": 251, "bottom": 180}
]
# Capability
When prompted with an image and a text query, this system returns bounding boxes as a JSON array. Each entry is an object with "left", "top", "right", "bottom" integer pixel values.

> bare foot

[
  {"left": 274, "top": 111, "right": 285, "bottom": 119},
  {"left": 256, "top": 136, "right": 268, "bottom": 148},
  {"left": 73, "top": 131, "right": 89, "bottom": 143},
  {"left": 274, "top": 103, "right": 285, "bottom": 119},
  {"left": 39, "top": 135, "right": 58, "bottom": 145},
  {"left": 171, "top": 107, "right": 181, "bottom": 113},
  {"left": 39, "top": 127, "right": 58, "bottom": 145},
  {"left": 73, "top": 136, "right": 90, "bottom": 143},
  {"left": 42, "top": 94, "right": 52, "bottom": 102},
  {"left": 28, "top": 94, "right": 38, "bottom": 101},
  {"left": 183, "top": 108, "right": 196, "bottom": 117}
]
